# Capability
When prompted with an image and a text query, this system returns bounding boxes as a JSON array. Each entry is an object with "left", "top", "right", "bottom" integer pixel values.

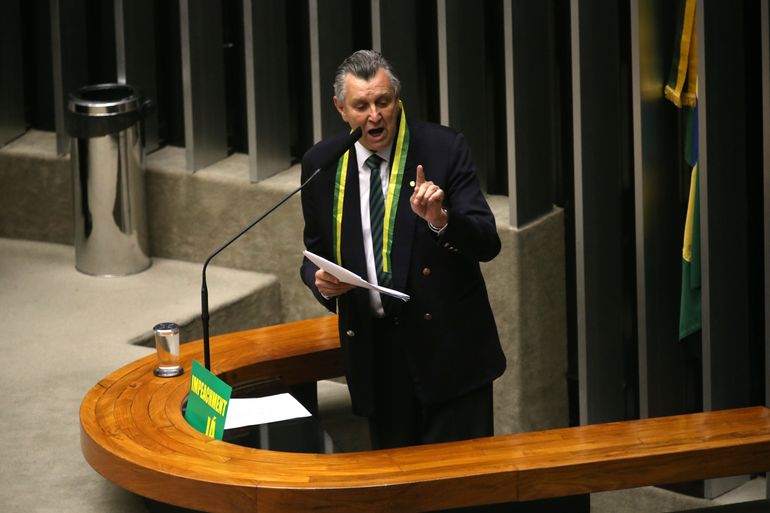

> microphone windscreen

[
  {"left": 316, "top": 126, "right": 363, "bottom": 171},
  {"left": 346, "top": 126, "right": 363, "bottom": 145}
]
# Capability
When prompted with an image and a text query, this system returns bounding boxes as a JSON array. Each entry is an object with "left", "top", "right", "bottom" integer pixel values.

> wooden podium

[{"left": 80, "top": 315, "right": 770, "bottom": 513}]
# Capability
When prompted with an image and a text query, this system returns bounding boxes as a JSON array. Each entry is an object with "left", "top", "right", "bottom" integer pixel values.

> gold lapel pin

[{"left": 409, "top": 180, "right": 416, "bottom": 187}]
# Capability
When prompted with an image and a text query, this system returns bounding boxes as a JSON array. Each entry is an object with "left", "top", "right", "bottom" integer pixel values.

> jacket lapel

[
  {"left": 341, "top": 148, "right": 367, "bottom": 279},
  {"left": 389, "top": 126, "right": 418, "bottom": 294}
]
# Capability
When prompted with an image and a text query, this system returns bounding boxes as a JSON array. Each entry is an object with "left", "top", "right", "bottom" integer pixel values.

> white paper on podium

[
  {"left": 224, "top": 393, "right": 312, "bottom": 430},
  {"left": 303, "top": 250, "right": 410, "bottom": 302}
]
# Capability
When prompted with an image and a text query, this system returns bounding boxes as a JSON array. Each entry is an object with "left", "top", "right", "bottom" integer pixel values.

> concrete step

[
  {"left": 679, "top": 500, "right": 770, "bottom": 513},
  {"left": 592, "top": 478, "right": 767, "bottom": 513},
  {"left": 3, "top": 237, "right": 283, "bottom": 347}
]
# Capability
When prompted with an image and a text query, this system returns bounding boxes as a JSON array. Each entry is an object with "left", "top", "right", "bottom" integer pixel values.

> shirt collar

[{"left": 354, "top": 141, "right": 392, "bottom": 172}]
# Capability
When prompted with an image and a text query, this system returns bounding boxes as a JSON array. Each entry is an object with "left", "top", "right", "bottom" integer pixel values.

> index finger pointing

[{"left": 415, "top": 164, "right": 426, "bottom": 186}]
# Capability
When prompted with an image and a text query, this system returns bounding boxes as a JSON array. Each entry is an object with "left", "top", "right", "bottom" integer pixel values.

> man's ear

[{"left": 333, "top": 96, "right": 348, "bottom": 123}]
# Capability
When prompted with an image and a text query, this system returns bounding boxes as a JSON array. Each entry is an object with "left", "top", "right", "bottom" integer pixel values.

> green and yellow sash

[{"left": 332, "top": 100, "right": 410, "bottom": 273}]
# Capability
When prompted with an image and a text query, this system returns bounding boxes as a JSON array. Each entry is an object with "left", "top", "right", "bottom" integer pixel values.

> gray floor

[
  {"left": 0, "top": 238, "right": 277, "bottom": 513},
  {"left": 0, "top": 237, "right": 765, "bottom": 513}
]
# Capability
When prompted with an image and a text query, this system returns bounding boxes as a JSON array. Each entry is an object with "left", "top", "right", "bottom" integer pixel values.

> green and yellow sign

[{"left": 185, "top": 360, "right": 231, "bottom": 440}]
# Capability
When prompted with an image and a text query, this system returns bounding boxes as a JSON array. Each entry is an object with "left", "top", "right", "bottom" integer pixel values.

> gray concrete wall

[
  {"left": 0, "top": 130, "right": 568, "bottom": 434},
  {"left": 486, "top": 207, "right": 569, "bottom": 434},
  {"left": 0, "top": 131, "right": 73, "bottom": 245},
  {"left": 143, "top": 147, "right": 319, "bottom": 323}
]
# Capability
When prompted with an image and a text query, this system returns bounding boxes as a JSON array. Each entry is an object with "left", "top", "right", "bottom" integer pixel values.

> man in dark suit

[{"left": 300, "top": 49, "right": 506, "bottom": 450}]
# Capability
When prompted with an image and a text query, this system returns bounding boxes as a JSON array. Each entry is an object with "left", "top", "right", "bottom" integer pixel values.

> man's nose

[{"left": 367, "top": 105, "right": 381, "bottom": 121}]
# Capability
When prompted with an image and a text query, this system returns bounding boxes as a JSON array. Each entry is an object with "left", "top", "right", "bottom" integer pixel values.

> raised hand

[{"left": 410, "top": 165, "right": 447, "bottom": 228}]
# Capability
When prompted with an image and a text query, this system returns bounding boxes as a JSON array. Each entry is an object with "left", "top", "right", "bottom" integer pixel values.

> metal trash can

[{"left": 66, "top": 83, "right": 151, "bottom": 276}]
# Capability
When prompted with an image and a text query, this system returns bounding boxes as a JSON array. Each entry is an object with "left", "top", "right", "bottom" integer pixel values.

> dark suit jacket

[{"left": 300, "top": 119, "right": 506, "bottom": 415}]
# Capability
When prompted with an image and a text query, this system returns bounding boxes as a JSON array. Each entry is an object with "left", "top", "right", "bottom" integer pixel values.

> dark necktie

[{"left": 366, "top": 154, "right": 391, "bottom": 287}]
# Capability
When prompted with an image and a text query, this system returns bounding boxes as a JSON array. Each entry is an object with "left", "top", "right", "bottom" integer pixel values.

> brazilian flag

[
  {"left": 667, "top": 0, "right": 701, "bottom": 340},
  {"left": 665, "top": 0, "right": 697, "bottom": 108},
  {"left": 679, "top": 105, "right": 700, "bottom": 339}
]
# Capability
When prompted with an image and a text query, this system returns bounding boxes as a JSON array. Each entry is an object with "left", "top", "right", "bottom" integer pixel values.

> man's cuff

[
  {"left": 428, "top": 209, "right": 448, "bottom": 235},
  {"left": 428, "top": 220, "right": 448, "bottom": 235}
]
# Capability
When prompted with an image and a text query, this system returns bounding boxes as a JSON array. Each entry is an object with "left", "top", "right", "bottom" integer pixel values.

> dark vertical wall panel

[
  {"left": 51, "top": 0, "right": 89, "bottom": 155},
  {"left": 85, "top": 0, "right": 116, "bottom": 83},
  {"left": 316, "top": 0, "right": 355, "bottom": 139},
  {"left": 116, "top": 0, "right": 159, "bottom": 152},
  {"left": 508, "top": 0, "right": 559, "bottom": 227},
  {"left": 223, "top": 0, "right": 247, "bottom": 155},
  {"left": 0, "top": 0, "right": 26, "bottom": 146},
  {"left": 378, "top": 0, "right": 437, "bottom": 125},
  {"left": 573, "top": 0, "right": 636, "bottom": 425},
  {"left": 244, "top": 0, "right": 291, "bottom": 181},
  {"left": 698, "top": 3, "right": 756, "bottom": 488},
  {"left": 180, "top": 0, "right": 228, "bottom": 171},
  {"left": 156, "top": 0, "right": 184, "bottom": 148},
  {"left": 632, "top": 0, "right": 695, "bottom": 419},
  {"left": 286, "top": 0, "right": 312, "bottom": 160},
  {"left": 698, "top": 0, "right": 751, "bottom": 412},
  {"left": 485, "top": 0, "right": 506, "bottom": 197},
  {"left": 744, "top": 0, "right": 766, "bottom": 414},
  {"left": 23, "top": 0, "right": 55, "bottom": 131},
  {"left": 760, "top": 1, "right": 770, "bottom": 495},
  {"left": 444, "top": 0, "right": 493, "bottom": 190},
  {"left": 763, "top": 0, "right": 770, "bottom": 416}
]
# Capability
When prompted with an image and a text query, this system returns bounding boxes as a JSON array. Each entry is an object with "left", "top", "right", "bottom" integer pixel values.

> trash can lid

[{"left": 68, "top": 83, "right": 140, "bottom": 116}]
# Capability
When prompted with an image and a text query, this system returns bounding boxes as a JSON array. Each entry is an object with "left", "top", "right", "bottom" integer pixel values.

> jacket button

[
  {"left": 422, "top": 267, "right": 431, "bottom": 276},
  {"left": 346, "top": 330, "right": 355, "bottom": 337},
  {"left": 423, "top": 313, "right": 432, "bottom": 321}
]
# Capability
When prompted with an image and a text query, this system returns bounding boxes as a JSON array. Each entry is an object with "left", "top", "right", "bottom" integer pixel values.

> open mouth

[{"left": 368, "top": 127, "right": 385, "bottom": 137}]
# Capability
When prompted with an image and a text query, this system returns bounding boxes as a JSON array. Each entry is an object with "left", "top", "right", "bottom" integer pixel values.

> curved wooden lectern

[{"left": 81, "top": 315, "right": 770, "bottom": 513}]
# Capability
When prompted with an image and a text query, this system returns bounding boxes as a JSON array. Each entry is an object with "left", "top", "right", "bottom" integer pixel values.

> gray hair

[{"left": 333, "top": 50, "right": 401, "bottom": 103}]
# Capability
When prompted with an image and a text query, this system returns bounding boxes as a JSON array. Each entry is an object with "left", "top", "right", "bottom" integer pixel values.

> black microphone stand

[
  {"left": 200, "top": 127, "right": 361, "bottom": 371},
  {"left": 200, "top": 168, "right": 322, "bottom": 370}
]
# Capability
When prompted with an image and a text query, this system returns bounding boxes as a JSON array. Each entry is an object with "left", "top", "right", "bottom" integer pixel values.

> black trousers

[
  {"left": 365, "top": 316, "right": 590, "bottom": 513},
  {"left": 367, "top": 316, "right": 493, "bottom": 450}
]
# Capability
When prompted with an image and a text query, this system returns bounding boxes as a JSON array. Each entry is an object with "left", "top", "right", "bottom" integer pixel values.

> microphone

[{"left": 200, "top": 127, "right": 362, "bottom": 370}]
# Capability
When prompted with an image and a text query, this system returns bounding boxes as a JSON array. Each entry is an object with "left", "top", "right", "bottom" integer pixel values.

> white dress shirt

[{"left": 354, "top": 141, "right": 392, "bottom": 317}]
